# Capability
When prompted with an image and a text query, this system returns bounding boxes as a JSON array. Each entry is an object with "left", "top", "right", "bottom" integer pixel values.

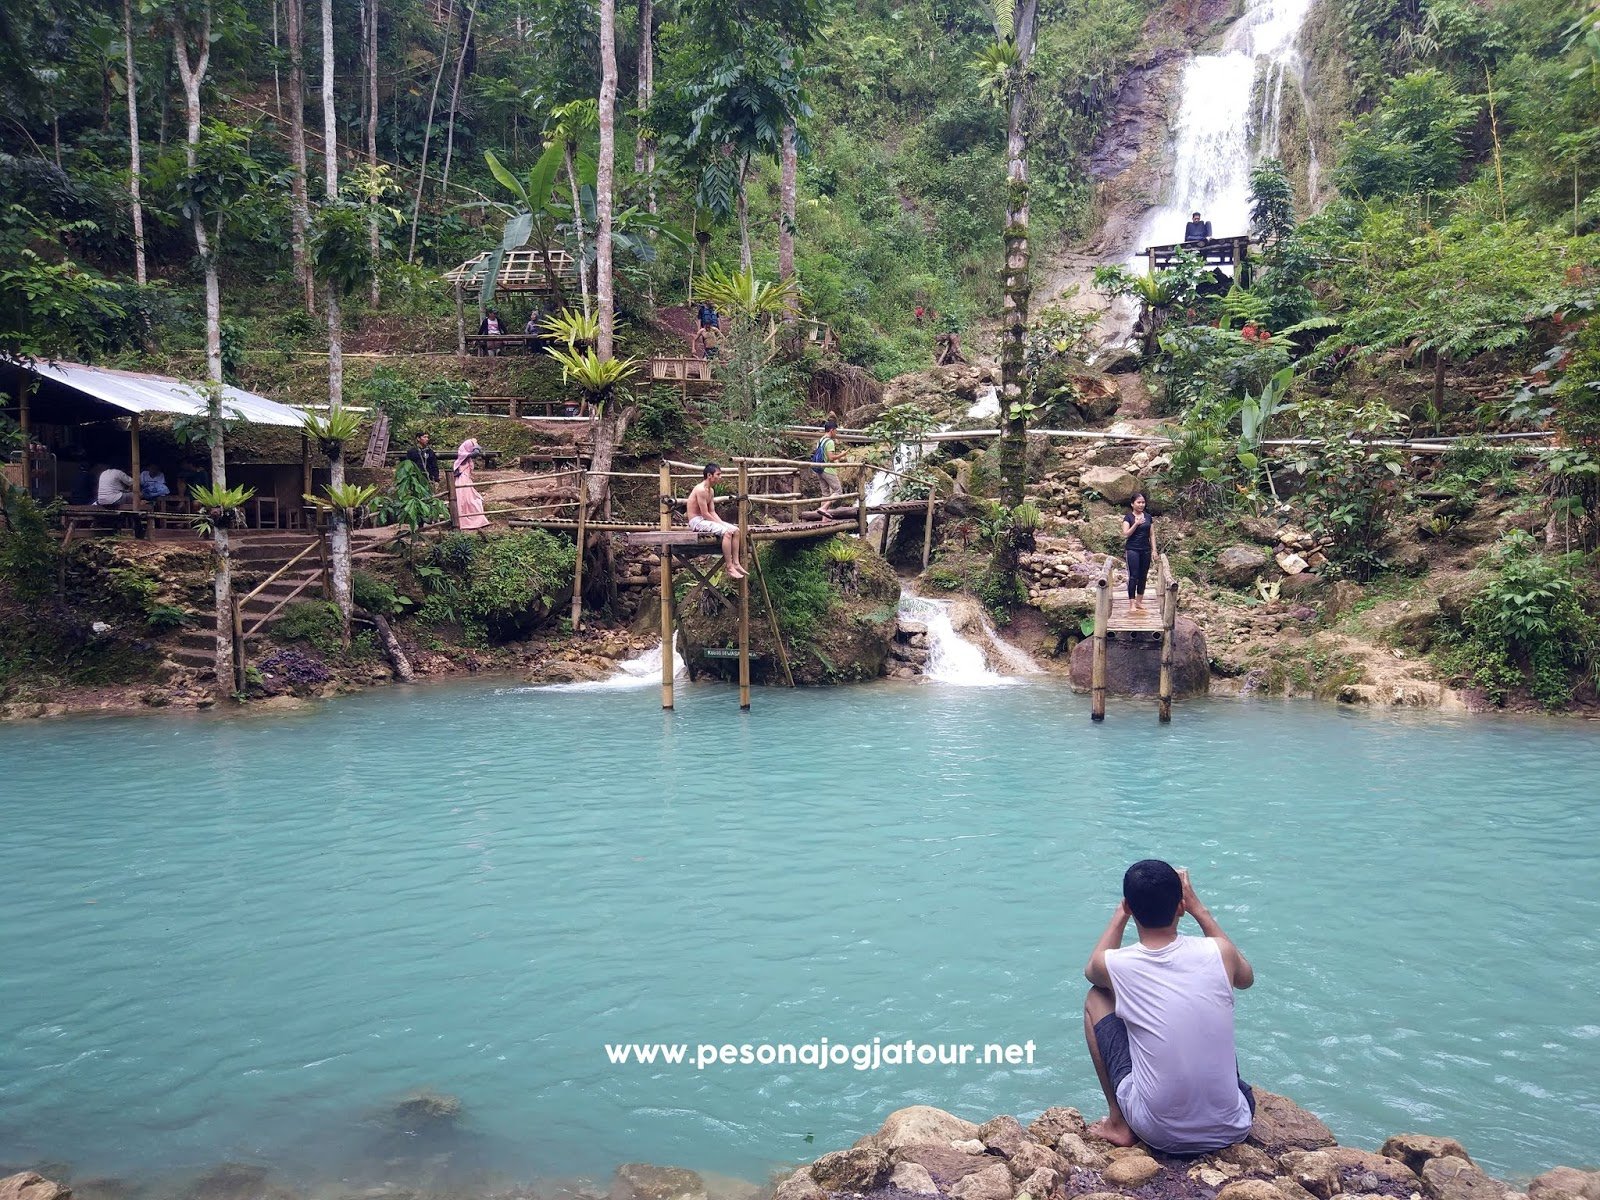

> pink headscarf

[{"left": 454, "top": 438, "right": 480, "bottom": 472}]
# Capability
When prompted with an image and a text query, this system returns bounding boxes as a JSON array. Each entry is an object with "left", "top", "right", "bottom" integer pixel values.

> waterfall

[
  {"left": 1134, "top": 0, "right": 1317, "bottom": 255},
  {"left": 898, "top": 594, "right": 1033, "bottom": 687},
  {"left": 542, "top": 638, "right": 687, "bottom": 691}
]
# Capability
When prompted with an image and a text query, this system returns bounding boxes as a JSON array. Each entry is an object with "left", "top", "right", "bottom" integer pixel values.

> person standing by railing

[{"left": 453, "top": 438, "right": 490, "bottom": 531}]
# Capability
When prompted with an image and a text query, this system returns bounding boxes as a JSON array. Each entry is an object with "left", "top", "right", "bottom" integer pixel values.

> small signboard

[{"left": 703, "top": 647, "right": 741, "bottom": 659}]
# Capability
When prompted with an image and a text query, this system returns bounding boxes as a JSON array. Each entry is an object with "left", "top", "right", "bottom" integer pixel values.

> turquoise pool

[{"left": 1, "top": 681, "right": 1596, "bottom": 1188}]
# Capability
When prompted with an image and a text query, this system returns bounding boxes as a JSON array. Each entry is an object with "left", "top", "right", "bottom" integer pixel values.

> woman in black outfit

[{"left": 1121, "top": 491, "right": 1156, "bottom": 610}]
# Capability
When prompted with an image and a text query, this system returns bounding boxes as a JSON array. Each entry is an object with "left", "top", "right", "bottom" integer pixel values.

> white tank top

[{"left": 1104, "top": 934, "right": 1252, "bottom": 1152}]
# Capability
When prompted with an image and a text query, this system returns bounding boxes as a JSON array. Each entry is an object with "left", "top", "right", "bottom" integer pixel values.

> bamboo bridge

[{"left": 1088, "top": 551, "right": 1182, "bottom": 723}]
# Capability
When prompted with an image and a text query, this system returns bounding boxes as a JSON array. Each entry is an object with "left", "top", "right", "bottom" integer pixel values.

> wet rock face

[
  {"left": 1069, "top": 618, "right": 1210, "bottom": 698},
  {"left": 612, "top": 1165, "right": 709, "bottom": 1200},
  {"left": 811, "top": 1149, "right": 893, "bottom": 1195},
  {"left": 0, "top": 1175, "right": 71, "bottom": 1200}
]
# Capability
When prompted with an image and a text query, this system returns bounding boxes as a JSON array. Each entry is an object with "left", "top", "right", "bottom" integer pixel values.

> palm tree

[{"left": 977, "top": 0, "right": 1039, "bottom": 508}]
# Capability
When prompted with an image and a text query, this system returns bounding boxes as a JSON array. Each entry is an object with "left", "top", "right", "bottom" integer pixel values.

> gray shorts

[{"left": 817, "top": 471, "right": 843, "bottom": 497}]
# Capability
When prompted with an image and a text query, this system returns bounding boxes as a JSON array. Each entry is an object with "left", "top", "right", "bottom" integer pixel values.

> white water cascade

[
  {"left": 1134, "top": 0, "right": 1320, "bottom": 255},
  {"left": 542, "top": 637, "right": 688, "bottom": 691},
  {"left": 897, "top": 594, "right": 1039, "bottom": 687}
]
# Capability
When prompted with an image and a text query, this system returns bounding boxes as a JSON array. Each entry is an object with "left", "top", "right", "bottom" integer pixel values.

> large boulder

[
  {"left": 1325, "top": 1147, "right": 1420, "bottom": 1196},
  {"left": 772, "top": 1172, "right": 826, "bottom": 1200},
  {"left": 1379, "top": 1135, "right": 1474, "bottom": 1176},
  {"left": 1026, "top": 1107, "right": 1088, "bottom": 1147},
  {"left": 1247, "top": 1091, "right": 1336, "bottom": 1154},
  {"left": 949, "top": 1164, "right": 1016, "bottom": 1200},
  {"left": 1419, "top": 1158, "right": 1504, "bottom": 1200},
  {"left": 1069, "top": 617, "right": 1210, "bottom": 697},
  {"left": 1080, "top": 465, "right": 1142, "bottom": 506},
  {"left": 1215, "top": 544, "right": 1271, "bottom": 587},
  {"left": 1531, "top": 1170, "right": 1600, "bottom": 1200},
  {"left": 809, "top": 1148, "right": 891, "bottom": 1194},
  {"left": 1103, "top": 1155, "right": 1162, "bottom": 1188},
  {"left": 875, "top": 1106, "right": 981, "bottom": 1151}
]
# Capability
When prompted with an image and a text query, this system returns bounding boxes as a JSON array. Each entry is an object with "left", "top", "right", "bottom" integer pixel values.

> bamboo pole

[
  {"left": 569, "top": 471, "right": 588, "bottom": 630},
  {"left": 855, "top": 465, "right": 867, "bottom": 539},
  {"left": 445, "top": 461, "right": 460, "bottom": 528},
  {"left": 1158, "top": 554, "right": 1177, "bottom": 724},
  {"left": 129, "top": 414, "right": 143, "bottom": 516},
  {"left": 921, "top": 487, "right": 935, "bottom": 569},
  {"left": 737, "top": 460, "right": 751, "bottom": 711},
  {"left": 1091, "top": 562, "right": 1110, "bottom": 723},
  {"left": 231, "top": 592, "right": 245, "bottom": 693},
  {"left": 659, "top": 462, "right": 674, "bottom": 710},
  {"left": 753, "top": 550, "right": 794, "bottom": 687},
  {"left": 455, "top": 282, "right": 466, "bottom": 356}
]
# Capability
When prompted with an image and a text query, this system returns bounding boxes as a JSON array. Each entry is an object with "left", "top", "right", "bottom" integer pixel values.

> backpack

[{"left": 811, "top": 435, "right": 830, "bottom": 474}]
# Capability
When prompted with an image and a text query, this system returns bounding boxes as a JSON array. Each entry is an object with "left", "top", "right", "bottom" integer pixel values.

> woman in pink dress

[{"left": 454, "top": 438, "right": 490, "bottom": 530}]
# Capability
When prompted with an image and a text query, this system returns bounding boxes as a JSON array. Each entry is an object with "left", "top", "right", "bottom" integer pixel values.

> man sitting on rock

[{"left": 1083, "top": 859, "right": 1256, "bottom": 1152}]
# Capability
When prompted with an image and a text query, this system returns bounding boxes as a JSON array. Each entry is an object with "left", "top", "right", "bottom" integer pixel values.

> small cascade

[
  {"left": 897, "top": 594, "right": 1022, "bottom": 687},
  {"left": 867, "top": 424, "right": 950, "bottom": 547},
  {"left": 968, "top": 385, "right": 1001, "bottom": 421},
  {"left": 1134, "top": 0, "right": 1318, "bottom": 255},
  {"left": 543, "top": 638, "right": 686, "bottom": 691}
]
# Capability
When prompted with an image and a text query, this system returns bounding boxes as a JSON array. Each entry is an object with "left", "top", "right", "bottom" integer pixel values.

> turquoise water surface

[{"left": 2, "top": 681, "right": 1598, "bottom": 1188}]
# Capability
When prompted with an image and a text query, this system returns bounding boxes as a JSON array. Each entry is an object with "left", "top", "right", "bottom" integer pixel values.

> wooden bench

[
  {"left": 651, "top": 356, "right": 715, "bottom": 393},
  {"left": 465, "top": 333, "right": 552, "bottom": 356}
]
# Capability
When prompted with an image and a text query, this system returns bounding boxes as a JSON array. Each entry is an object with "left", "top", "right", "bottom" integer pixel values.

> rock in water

[
  {"left": 1531, "top": 1169, "right": 1600, "bottom": 1200},
  {"left": 1247, "top": 1091, "right": 1336, "bottom": 1154},
  {"left": 611, "top": 1165, "right": 708, "bottom": 1200},
  {"left": 0, "top": 1176, "right": 71, "bottom": 1200},
  {"left": 1379, "top": 1135, "right": 1474, "bottom": 1175},
  {"left": 1069, "top": 616, "right": 1210, "bottom": 697},
  {"left": 874, "top": 1105, "right": 981, "bottom": 1151}
]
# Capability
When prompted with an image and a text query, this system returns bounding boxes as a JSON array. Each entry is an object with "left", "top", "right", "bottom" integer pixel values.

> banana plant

[
  {"left": 1238, "top": 366, "right": 1295, "bottom": 504},
  {"left": 481, "top": 139, "right": 567, "bottom": 309}
]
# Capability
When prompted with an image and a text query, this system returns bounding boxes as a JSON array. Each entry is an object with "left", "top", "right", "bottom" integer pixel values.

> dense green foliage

[{"left": 414, "top": 529, "right": 576, "bottom": 642}]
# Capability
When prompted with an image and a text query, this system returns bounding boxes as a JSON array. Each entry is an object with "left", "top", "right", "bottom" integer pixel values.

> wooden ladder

[{"left": 362, "top": 412, "right": 391, "bottom": 468}]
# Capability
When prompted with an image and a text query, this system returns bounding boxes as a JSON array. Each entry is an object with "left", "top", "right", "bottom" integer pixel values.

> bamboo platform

[
  {"left": 1106, "top": 590, "right": 1165, "bottom": 634},
  {"left": 622, "top": 518, "right": 859, "bottom": 550}
]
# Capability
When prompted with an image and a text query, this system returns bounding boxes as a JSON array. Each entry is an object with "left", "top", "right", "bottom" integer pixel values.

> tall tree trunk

[
  {"left": 634, "top": 0, "right": 654, "bottom": 211},
  {"left": 778, "top": 122, "right": 797, "bottom": 319},
  {"left": 321, "top": 0, "right": 352, "bottom": 629},
  {"left": 365, "top": 0, "right": 380, "bottom": 305},
  {"left": 173, "top": 12, "right": 233, "bottom": 698},
  {"left": 736, "top": 153, "right": 752, "bottom": 271},
  {"left": 286, "top": 0, "right": 313, "bottom": 311},
  {"left": 596, "top": 0, "right": 617, "bottom": 360},
  {"left": 123, "top": 0, "right": 147, "bottom": 288},
  {"left": 565, "top": 146, "right": 592, "bottom": 319},
  {"left": 407, "top": 11, "right": 454, "bottom": 261},
  {"left": 996, "top": 0, "right": 1038, "bottom": 510},
  {"left": 438, "top": 0, "right": 478, "bottom": 214}
]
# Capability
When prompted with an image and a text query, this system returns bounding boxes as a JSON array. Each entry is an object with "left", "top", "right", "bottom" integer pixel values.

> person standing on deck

[
  {"left": 1121, "top": 491, "right": 1156, "bottom": 611},
  {"left": 453, "top": 438, "right": 490, "bottom": 531},
  {"left": 810, "top": 417, "right": 847, "bottom": 518},
  {"left": 1083, "top": 860, "right": 1257, "bottom": 1152},
  {"left": 1184, "top": 212, "right": 1212, "bottom": 242},
  {"left": 686, "top": 463, "right": 746, "bottom": 580}
]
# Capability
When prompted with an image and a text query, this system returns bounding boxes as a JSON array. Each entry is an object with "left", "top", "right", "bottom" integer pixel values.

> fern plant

[
  {"left": 301, "top": 408, "right": 364, "bottom": 456},
  {"left": 546, "top": 346, "right": 641, "bottom": 411},
  {"left": 692, "top": 264, "right": 801, "bottom": 319},
  {"left": 190, "top": 483, "right": 256, "bottom": 535},
  {"left": 540, "top": 306, "right": 602, "bottom": 349}
]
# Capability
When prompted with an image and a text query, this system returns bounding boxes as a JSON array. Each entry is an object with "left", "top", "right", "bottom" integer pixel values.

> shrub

[
  {"left": 757, "top": 541, "right": 837, "bottom": 642},
  {"left": 274, "top": 601, "right": 346, "bottom": 654},
  {"left": 0, "top": 486, "right": 59, "bottom": 601},
  {"left": 353, "top": 570, "right": 404, "bottom": 616},
  {"left": 416, "top": 530, "right": 575, "bottom": 642},
  {"left": 1437, "top": 533, "right": 1599, "bottom": 706}
]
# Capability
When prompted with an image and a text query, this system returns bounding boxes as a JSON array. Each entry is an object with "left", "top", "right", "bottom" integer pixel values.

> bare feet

[
  {"left": 727, "top": 565, "right": 748, "bottom": 580},
  {"left": 1086, "top": 1116, "right": 1137, "bottom": 1147}
]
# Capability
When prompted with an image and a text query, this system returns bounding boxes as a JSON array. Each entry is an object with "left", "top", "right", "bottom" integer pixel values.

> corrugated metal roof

[{"left": 32, "top": 362, "right": 309, "bottom": 428}]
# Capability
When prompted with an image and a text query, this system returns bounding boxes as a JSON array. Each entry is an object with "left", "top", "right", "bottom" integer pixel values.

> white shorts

[{"left": 688, "top": 516, "right": 738, "bottom": 536}]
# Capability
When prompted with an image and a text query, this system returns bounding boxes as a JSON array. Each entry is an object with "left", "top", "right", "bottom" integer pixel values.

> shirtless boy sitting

[{"left": 687, "top": 463, "right": 746, "bottom": 580}]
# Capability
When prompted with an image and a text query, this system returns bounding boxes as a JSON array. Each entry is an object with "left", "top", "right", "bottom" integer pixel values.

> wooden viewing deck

[{"left": 1142, "top": 235, "right": 1251, "bottom": 272}]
